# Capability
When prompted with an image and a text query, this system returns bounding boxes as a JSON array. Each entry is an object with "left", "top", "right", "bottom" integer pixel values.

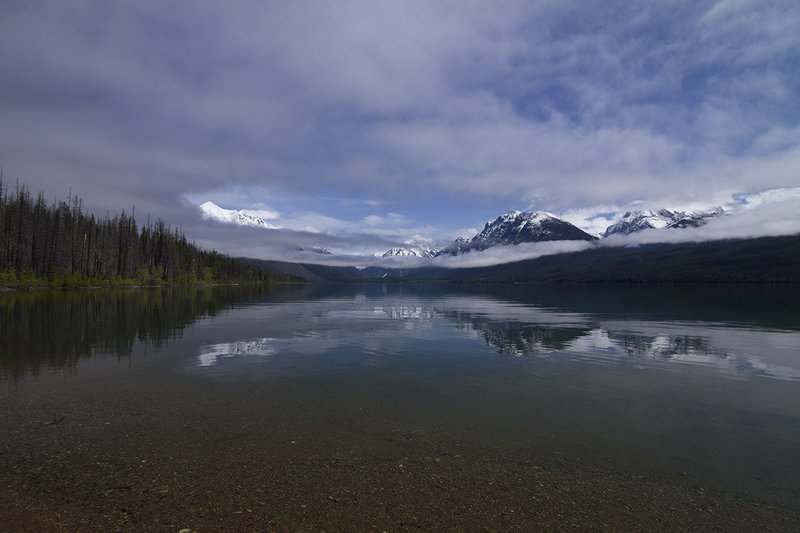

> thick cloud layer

[{"left": 1, "top": 1, "right": 798, "bottom": 263}]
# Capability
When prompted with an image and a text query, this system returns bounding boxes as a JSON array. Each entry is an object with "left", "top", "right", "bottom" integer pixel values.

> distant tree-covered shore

[{"left": 0, "top": 175, "right": 304, "bottom": 288}]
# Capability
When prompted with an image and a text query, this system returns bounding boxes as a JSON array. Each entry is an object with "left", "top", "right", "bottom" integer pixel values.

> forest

[
  {"left": 0, "top": 175, "right": 305, "bottom": 287},
  {"left": 395, "top": 235, "right": 800, "bottom": 283}
]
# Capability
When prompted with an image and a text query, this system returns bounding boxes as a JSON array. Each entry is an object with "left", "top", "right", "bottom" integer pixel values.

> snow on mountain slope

[
  {"left": 382, "top": 246, "right": 436, "bottom": 259},
  {"left": 666, "top": 207, "right": 724, "bottom": 229},
  {"left": 603, "top": 208, "right": 724, "bottom": 237},
  {"left": 199, "top": 201, "right": 279, "bottom": 230},
  {"left": 602, "top": 209, "right": 678, "bottom": 237},
  {"left": 436, "top": 210, "right": 597, "bottom": 256},
  {"left": 198, "top": 201, "right": 730, "bottom": 263}
]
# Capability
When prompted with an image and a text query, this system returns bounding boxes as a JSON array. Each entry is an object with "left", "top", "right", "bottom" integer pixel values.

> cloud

[
  {"left": 189, "top": 221, "right": 400, "bottom": 263},
  {"left": 362, "top": 212, "right": 407, "bottom": 227},
  {"left": 600, "top": 196, "right": 800, "bottom": 248},
  {"left": 0, "top": 0, "right": 797, "bottom": 259},
  {"left": 181, "top": 189, "right": 800, "bottom": 272},
  {"left": 431, "top": 240, "right": 596, "bottom": 269},
  {"left": 738, "top": 187, "right": 800, "bottom": 209}
]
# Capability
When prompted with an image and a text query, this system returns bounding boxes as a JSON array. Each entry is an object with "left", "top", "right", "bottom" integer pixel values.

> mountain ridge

[
  {"left": 382, "top": 246, "right": 436, "bottom": 259},
  {"left": 436, "top": 210, "right": 597, "bottom": 256},
  {"left": 252, "top": 235, "right": 800, "bottom": 283},
  {"left": 199, "top": 201, "right": 732, "bottom": 260},
  {"left": 603, "top": 208, "right": 724, "bottom": 237}
]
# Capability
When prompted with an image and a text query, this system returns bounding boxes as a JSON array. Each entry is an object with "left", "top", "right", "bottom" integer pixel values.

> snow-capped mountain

[
  {"left": 382, "top": 246, "right": 436, "bottom": 259},
  {"left": 602, "top": 209, "right": 677, "bottom": 237},
  {"left": 667, "top": 207, "right": 724, "bottom": 229},
  {"left": 603, "top": 208, "right": 723, "bottom": 237},
  {"left": 199, "top": 201, "right": 279, "bottom": 230},
  {"left": 436, "top": 210, "right": 597, "bottom": 256},
  {"left": 198, "top": 200, "right": 730, "bottom": 263}
]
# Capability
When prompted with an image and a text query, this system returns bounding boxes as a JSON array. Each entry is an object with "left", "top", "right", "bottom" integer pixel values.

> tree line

[{"left": 0, "top": 175, "right": 305, "bottom": 287}]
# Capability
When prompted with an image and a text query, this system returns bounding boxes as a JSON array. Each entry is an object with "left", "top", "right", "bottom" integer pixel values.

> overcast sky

[{"left": 1, "top": 0, "right": 799, "bottom": 265}]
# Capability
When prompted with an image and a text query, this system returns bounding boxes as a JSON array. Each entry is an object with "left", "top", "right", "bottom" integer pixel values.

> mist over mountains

[
  {"left": 201, "top": 200, "right": 737, "bottom": 267},
  {"left": 436, "top": 211, "right": 597, "bottom": 256},
  {"left": 603, "top": 208, "right": 725, "bottom": 237},
  {"left": 198, "top": 195, "right": 800, "bottom": 282}
]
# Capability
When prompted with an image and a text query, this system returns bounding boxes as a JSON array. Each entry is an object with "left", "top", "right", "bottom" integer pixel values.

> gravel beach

[{"left": 3, "top": 375, "right": 798, "bottom": 532}]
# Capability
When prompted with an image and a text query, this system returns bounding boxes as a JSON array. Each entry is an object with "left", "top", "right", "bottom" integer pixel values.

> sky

[{"left": 1, "top": 0, "right": 799, "bottom": 266}]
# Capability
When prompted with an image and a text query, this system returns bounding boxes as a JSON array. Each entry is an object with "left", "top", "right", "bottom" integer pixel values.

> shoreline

[{"left": 0, "top": 280, "right": 308, "bottom": 292}]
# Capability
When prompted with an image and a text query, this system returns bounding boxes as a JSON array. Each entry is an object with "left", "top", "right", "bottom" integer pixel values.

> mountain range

[
  {"left": 200, "top": 201, "right": 725, "bottom": 258},
  {"left": 243, "top": 234, "right": 800, "bottom": 283},
  {"left": 386, "top": 208, "right": 722, "bottom": 258}
]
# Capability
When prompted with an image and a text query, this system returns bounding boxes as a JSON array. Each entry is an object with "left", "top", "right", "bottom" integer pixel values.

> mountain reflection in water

[
  {"left": 186, "top": 284, "right": 800, "bottom": 382},
  {"left": 2, "top": 283, "right": 798, "bottom": 383},
  {"left": 4, "top": 282, "right": 800, "bottom": 528}
]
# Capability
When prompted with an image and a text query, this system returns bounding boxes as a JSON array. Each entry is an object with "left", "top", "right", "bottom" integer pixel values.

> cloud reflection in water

[
  {"left": 192, "top": 293, "right": 800, "bottom": 381},
  {"left": 198, "top": 338, "right": 278, "bottom": 367}
]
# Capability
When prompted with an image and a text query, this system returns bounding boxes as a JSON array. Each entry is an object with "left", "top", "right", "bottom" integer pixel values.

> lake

[{"left": 2, "top": 283, "right": 799, "bottom": 531}]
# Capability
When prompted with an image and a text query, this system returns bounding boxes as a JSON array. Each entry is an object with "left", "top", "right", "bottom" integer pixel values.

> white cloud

[
  {"left": 239, "top": 208, "right": 280, "bottom": 220},
  {"left": 431, "top": 240, "right": 595, "bottom": 269},
  {"left": 600, "top": 197, "right": 800, "bottom": 248},
  {"left": 738, "top": 187, "right": 800, "bottom": 209}
]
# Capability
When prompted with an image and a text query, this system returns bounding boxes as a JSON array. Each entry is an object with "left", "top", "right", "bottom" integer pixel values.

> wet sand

[{"left": 3, "top": 375, "right": 799, "bottom": 532}]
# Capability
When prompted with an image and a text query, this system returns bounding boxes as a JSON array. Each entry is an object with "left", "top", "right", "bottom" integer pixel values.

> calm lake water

[{"left": 2, "top": 283, "right": 799, "bottom": 529}]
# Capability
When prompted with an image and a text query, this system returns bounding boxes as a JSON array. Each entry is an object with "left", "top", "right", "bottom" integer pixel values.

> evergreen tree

[{"left": 0, "top": 175, "right": 304, "bottom": 287}]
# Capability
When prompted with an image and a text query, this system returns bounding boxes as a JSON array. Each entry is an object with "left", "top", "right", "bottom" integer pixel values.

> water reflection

[
  {"left": 189, "top": 285, "right": 800, "bottom": 382},
  {"left": 602, "top": 322, "right": 800, "bottom": 380},
  {"left": 198, "top": 338, "right": 278, "bottom": 367},
  {"left": 0, "top": 284, "right": 284, "bottom": 380},
  {"left": 5, "top": 283, "right": 798, "bottom": 521},
  {"left": 438, "top": 300, "right": 800, "bottom": 380},
  {"left": 2, "top": 283, "right": 799, "bottom": 383}
]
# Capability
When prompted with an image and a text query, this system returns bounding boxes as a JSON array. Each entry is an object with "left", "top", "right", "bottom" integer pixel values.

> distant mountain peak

[
  {"left": 436, "top": 210, "right": 596, "bottom": 256},
  {"left": 603, "top": 208, "right": 724, "bottom": 237},
  {"left": 381, "top": 245, "right": 436, "bottom": 259},
  {"left": 199, "top": 201, "right": 279, "bottom": 230}
]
